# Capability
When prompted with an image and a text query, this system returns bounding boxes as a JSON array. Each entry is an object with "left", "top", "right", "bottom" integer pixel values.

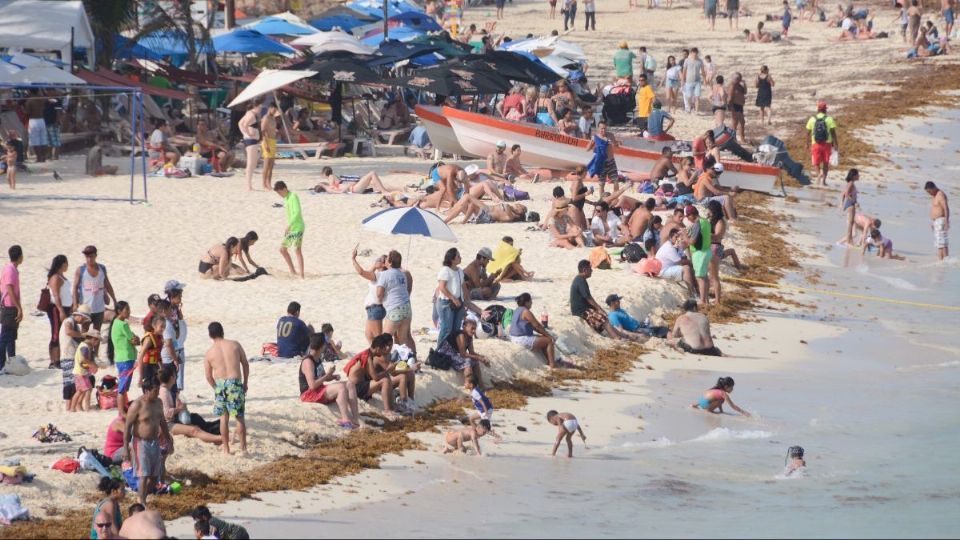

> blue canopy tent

[
  {"left": 360, "top": 26, "right": 424, "bottom": 46},
  {"left": 113, "top": 35, "right": 166, "bottom": 61},
  {"left": 212, "top": 28, "right": 296, "bottom": 55},
  {"left": 245, "top": 16, "right": 317, "bottom": 36},
  {"left": 388, "top": 12, "right": 442, "bottom": 32},
  {"left": 309, "top": 15, "right": 369, "bottom": 31},
  {"left": 346, "top": 1, "right": 402, "bottom": 19}
]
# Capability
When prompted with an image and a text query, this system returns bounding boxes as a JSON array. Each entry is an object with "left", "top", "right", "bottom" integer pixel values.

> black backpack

[
  {"left": 426, "top": 348, "right": 453, "bottom": 370},
  {"left": 812, "top": 115, "right": 829, "bottom": 143},
  {"left": 622, "top": 243, "right": 646, "bottom": 263}
]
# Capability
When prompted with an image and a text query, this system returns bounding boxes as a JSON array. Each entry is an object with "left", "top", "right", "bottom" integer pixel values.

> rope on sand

[{"left": 724, "top": 276, "right": 960, "bottom": 312}]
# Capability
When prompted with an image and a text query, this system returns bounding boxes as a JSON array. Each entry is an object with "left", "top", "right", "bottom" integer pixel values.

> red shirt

[{"left": 343, "top": 349, "right": 372, "bottom": 380}]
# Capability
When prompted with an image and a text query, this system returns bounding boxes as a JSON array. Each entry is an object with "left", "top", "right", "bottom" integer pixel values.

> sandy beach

[{"left": 1, "top": 0, "right": 958, "bottom": 535}]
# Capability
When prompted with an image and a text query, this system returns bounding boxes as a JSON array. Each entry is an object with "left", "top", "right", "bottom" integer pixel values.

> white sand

[{"left": 0, "top": 0, "right": 950, "bottom": 523}]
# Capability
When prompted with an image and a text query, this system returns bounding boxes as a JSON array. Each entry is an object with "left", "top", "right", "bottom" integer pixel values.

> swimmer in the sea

[
  {"left": 547, "top": 410, "right": 587, "bottom": 458},
  {"left": 442, "top": 419, "right": 491, "bottom": 455},
  {"left": 784, "top": 445, "right": 806, "bottom": 477},
  {"left": 690, "top": 376, "right": 751, "bottom": 416},
  {"left": 861, "top": 228, "right": 905, "bottom": 260}
]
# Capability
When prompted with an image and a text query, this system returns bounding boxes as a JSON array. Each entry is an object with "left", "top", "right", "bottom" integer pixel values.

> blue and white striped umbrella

[{"left": 361, "top": 207, "right": 457, "bottom": 242}]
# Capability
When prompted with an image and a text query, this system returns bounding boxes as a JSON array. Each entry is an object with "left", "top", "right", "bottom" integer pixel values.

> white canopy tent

[
  {"left": 0, "top": 0, "right": 96, "bottom": 67},
  {"left": 0, "top": 64, "right": 87, "bottom": 85}
]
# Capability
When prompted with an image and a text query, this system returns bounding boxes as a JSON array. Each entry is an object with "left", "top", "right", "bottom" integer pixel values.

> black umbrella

[
  {"left": 369, "top": 40, "right": 443, "bottom": 66},
  {"left": 462, "top": 51, "right": 561, "bottom": 85},
  {"left": 298, "top": 51, "right": 384, "bottom": 84},
  {"left": 389, "top": 63, "right": 511, "bottom": 95}
]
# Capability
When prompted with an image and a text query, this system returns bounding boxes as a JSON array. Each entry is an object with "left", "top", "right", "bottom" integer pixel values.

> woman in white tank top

[{"left": 46, "top": 255, "right": 72, "bottom": 368}]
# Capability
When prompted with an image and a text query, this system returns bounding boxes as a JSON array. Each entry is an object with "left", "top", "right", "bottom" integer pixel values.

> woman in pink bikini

[{"left": 691, "top": 376, "right": 750, "bottom": 416}]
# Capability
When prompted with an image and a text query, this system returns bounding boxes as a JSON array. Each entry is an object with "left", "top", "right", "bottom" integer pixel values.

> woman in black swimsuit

[
  {"left": 755, "top": 65, "right": 775, "bottom": 126},
  {"left": 198, "top": 237, "right": 240, "bottom": 279},
  {"left": 567, "top": 166, "right": 592, "bottom": 229}
]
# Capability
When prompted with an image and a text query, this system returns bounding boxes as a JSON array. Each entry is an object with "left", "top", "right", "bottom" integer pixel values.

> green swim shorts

[
  {"left": 213, "top": 378, "right": 246, "bottom": 418},
  {"left": 283, "top": 230, "right": 303, "bottom": 249},
  {"left": 690, "top": 250, "right": 712, "bottom": 279}
]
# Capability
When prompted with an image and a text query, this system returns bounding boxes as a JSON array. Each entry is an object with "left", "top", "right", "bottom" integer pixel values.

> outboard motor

[{"left": 757, "top": 135, "right": 809, "bottom": 185}]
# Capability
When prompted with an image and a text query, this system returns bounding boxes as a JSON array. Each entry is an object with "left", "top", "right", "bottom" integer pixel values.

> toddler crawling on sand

[{"left": 442, "top": 419, "right": 492, "bottom": 456}]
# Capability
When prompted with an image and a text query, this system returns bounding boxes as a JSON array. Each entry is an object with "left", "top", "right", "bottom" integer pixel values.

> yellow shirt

[{"left": 636, "top": 85, "right": 656, "bottom": 118}]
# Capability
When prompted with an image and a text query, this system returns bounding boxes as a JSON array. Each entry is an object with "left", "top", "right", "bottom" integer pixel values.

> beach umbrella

[
  {"left": 463, "top": 51, "right": 562, "bottom": 85},
  {"left": 346, "top": 0, "right": 404, "bottom": 19},
  {"left": 297, "top": 51, "right": 383, "bottom": 85},
  {"left": 227, "top": 69, "right": 316, "bottom": 108},
  {"left": 389, "top": 62, "right": 511, "bottom": 95},
  {"left": 387, "top": 12, "right": 443, "bottom": 32},
  {"left": 212, "top": 28, "right": 297, "bottom": 55},
  {"left": 360, "top": 26, "right": 424, "bottom": 46},
  {"left": 244, "top": 16, "right": 318, "bottom": 36},
  {"left": 291, "top": 30, "right": 375, "bottom": 54},
  {"left": 362, "top": 207, "right": 457, "bottom": 245},
  {"left": 368, "top": 40, "right": 442, "bottom": 66},
  {"left": 310, "top": 6, "right": 379, "bottom": 31},
  {"left": 407, "top": 33, "right": 471, "bottom": 57}
]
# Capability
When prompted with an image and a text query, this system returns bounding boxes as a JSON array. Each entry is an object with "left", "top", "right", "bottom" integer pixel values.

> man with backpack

[
  {"left": 73, "top": 245, "right": 117, "bottom": 357},
  {"left": 805, "top": 101, "right": 838, "bottom": 187}
]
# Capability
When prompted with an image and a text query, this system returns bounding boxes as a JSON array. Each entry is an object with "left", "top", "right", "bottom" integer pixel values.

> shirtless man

[
  {"left": 343, "top": 333, "right": 407, "bottom": 418},
  {"left": 464, "top": 247, "right": 502, "bottom": 301},
  {"left": 118, "top": 509, "right": 167, "bottom": 539},
  {"left": 24, "top": 90, "right": 49, "bottom": 162},
  {"left": 504, "top": 145, "right": 539, "bottom": 182},
  {"left": 420, "top": 164, "right": 504, "bottom": 210},
  {"left": 238, "top": 102, "right": 260, "bottom": 191},
  {"left": 668, "top": 300, "right": 722, "bottom": 356},
  {"left": 622, "top": 198, "right": 656, "bottom": 241},
  {"left": 853, "top": 213, "right": 880, "bottom": 246},
  {"left": 203, "top": 322, "right": 249, "bottom": 455},
  {"left": 260, "top": 103, "right": 280, "bottom": 191},
  {"left": 441, "top": 420, "right": 491, "bottom": 455},
  {"left": 486, "top": 141, "right": 509, "bottom": 177},
  {"left": 443, "top": 193, "right": 527, "bottom": 224},
  {"left": 123, "top": 377, "right": 172, "bottom": 507},
  {"left": 925, "top": 181, "right": 950, "bottom": 260},
  {"left": 650, "top": 146, "right": 678, "bottom": 182},
  {"left": 660, "top": 209, "right": 685, "bottom": 248},
  {"left": 694, "top": 158, "right": 739, "bottom": 220}
]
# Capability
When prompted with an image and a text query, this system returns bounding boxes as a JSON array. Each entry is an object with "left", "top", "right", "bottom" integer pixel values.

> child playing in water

[
  {"left": 442, "top": 419, "right": 491, "bottom": 455},
  {"left": 690, "top": 376, "right": 751, "bottom": 416},
  {"left": 862, "top": 228, "right": 905, "bottom": 260},
  {"left": 547, "top": 410, "right": 586, "bottom": 458},
  {"left": 784, "top": 445, "right": 806, "bottom": 477}
]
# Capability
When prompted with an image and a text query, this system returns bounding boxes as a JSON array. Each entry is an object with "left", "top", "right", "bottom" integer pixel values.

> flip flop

[{"left": 337, "top": 420, "right": 356, "bottom": 429}]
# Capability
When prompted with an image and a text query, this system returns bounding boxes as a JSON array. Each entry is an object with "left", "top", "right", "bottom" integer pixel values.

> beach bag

[
  {"left": 36, "top": 288, "right": 51, "bottom": 312},
  {"left": 426, "top": 348, "right": 453, "bottom": 370},
  {"left": 261, "top": 342, "right": 279, "bottom": 357},
  {"left": 3, "top": 356, "right": 29, "bottom": 376},
  {"left": 590, "top": 246, "right": 613, "bottom": 269},
  {"left": 503, "top": 184, "right": 530, "bottom": 201},
  {"left": 829, "top": 149, "right": 839, "bottom": 167},
  {"left": 813, "top": 115, "right": 829, "bottom": 143},
  {"left": 481, "top": 305, "right": 508, "bottom": 337},
  {"left": 97, "top": 388, "right": 117, "bottom": 411},
  {"left": 634, "top": 257, "right": 662, "bottom": 276}
]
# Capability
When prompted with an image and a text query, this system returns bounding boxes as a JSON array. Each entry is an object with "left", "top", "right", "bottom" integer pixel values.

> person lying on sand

[
  {"left": 313, "top": 167, "right": 399, "bottom": 194},
  {"left": 158, "top": 365, "right": 223, "bottom": 445},
  {"left": 441, "top": 419, "right": 492, "bottom": 455},
  {"left": 690, "top": 376, "right": 750, "bottom": 416},
  {"left": 861, "top": 228, "right": 905, "bottom": 260},
  {"left": 443, "top": 193, "right": 527, "bottom": 224},
  {"left": 418, "top": 164, "right": 505, "bottom": 210},
  {"left": 668, "top": 300, "right": 722, "bottom": 356},
  {"left": 744, "top": 21, "right": 780, "bottom": 41},
  {"left": 548, "top": 410, "right": 586, "bottom": 458}
]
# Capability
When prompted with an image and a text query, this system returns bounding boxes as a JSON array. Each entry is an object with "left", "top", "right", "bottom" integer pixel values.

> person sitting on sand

[
  {"left": 191, "top": 506, "right": 250, "bottom": 540},
  {"left": 504, "top": 144, "right": 540, "bottom": 182},
  {"left": 319, "top": 323, "right": 344, "bottom": 363},
  {"left": 438, "top": 319, "right": 490, "bottom": 387},
  {"left": 464, "top": 247, "right": 502, "bottom": 300},
  {"left": 442, "top": 419, "right": 492, "bottom": 455},
  {"left": 420, "top": 164, "right": 505, "bottom": 210},
  {"left": 85, "top": 138, "right": 119, "bottom": 177},
  {"left": 443, "top": 193, "right": 528, "bottom": 225},
  {"left": 158, "top": 364, "right": 223, "bottom": 445},
  {"left": 650, "top": 147, "right": 678, "bottom": 183},
  {"left": 547, "top": 410, "right": 587, "bottom": 458},
  {"left": 550, "top": 205, "right": 587, "bottom": 249},
  {"left": 91, "top": 477, "right": 125, "bottom": 540},
  {"left": 668, "top": 300, "right": 722, "bottom": 356},
  {"left": 694, "top": 157, "right": 739, "bottom": 221},
  {"left": 199, "top": 237, "right": 240, "bottom": 279},
  {"left": 570, "top": 259, "right": 638, "bottom": 340},
  {"left": 691, "top": 376, "right": 750, "bottom": 415},
  {"left": 486, "top": 140, "right": 509, "bottom": 177},
  {"left": 590, "top": 201, "right": 624, "bottom": 247},
  {"left": 313, "top": 167, "right": 397, "bottom": 194},
  {"left": 862, "top": 228, "right": 905, "bottom": 260},
  {"left": 276, "top": 301, "right": 313, "bottom": 359},
  {"left": 488, "top": 237, "right": 535, "bottom": 282},
  {"left": 195, "top": 120, "right": 234, "bottom": 172},
  {"left": 300, "top": 333, "right": 361, "bottom": 429},
  {"left": 604, "top": 294, "right": 660, "bottom": 340},
  {"left": 343, "top": 333, "right": 412, "bottom": 418},
  {"left": 510, "top": 292, "right": 558, "bottom": 368}
]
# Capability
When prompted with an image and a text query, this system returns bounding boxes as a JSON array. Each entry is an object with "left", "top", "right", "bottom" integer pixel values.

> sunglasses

[{"left": 95, "top": 522, "right": 111, "bottom": 528}]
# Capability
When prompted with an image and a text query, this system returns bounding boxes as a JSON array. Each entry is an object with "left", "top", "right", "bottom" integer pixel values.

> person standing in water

[
  {"left": 275, "top": 181, "right": 305, "bottom": 279},
  {"left": 925, "top": 181, "right": 950, "bottom": 260},
  {"left": 839, "top": 169, "right": 859, "bottom": 246},
  {"left": 586, "top": 121, "right": 619, "bottom": 196},
  {"left": 547, "top": 410, "right": 586, "bottom": 458},
  {"left": 691, "top": 376, "right": 750, "bottom": 416}
]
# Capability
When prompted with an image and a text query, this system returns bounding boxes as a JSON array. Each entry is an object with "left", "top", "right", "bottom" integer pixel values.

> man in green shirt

[
  {"left": 275, "top": 181, "right": 305, "bottom": 279},
  {"left": 111, "top": 300, "right": 140, "bottom": 414},
  {"left": 612, "top": 41, "right": 636, "bottom": 80},
  {"left": 684, "top": 205, "right": 712, "bottom": 306}
]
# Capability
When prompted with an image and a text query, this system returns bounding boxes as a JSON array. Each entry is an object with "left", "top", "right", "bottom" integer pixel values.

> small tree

[
  {"left": 135, "top": 0, "right": 212, "bottom": 71},
  {"left": 83, "top": 0, "right": 138, "bottom": 68}
]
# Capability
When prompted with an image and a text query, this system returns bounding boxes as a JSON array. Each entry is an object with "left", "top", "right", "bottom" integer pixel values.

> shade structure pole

[
  {"left": 384, "top": 0, "right": 389, "bottom": 39},
  {"left": 129, "top": 91, "right": 136, "bottom": 204},
  {"left": 138, "top": 91, "right": 149, "bottom": 203}
]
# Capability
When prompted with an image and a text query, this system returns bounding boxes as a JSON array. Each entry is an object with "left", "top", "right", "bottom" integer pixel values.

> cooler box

[{"left": 179, "top": 155, "right": 207, "bottom": 175}]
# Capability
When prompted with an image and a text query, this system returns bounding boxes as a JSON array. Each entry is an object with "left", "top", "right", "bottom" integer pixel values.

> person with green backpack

[{"left": 805, "top": 100, "right": 838, "bottom": 187}]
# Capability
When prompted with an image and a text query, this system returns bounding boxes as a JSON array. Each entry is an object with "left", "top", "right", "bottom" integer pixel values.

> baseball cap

[
  {"left": 684, "top": 204, "right": 699, "bottom": 218},
  {"left": 817, "top": 100, "right": 828, "bottom": 112},
  {"left": 81, "top": 245, "right": 98, "bottom": 256},
  {"left": 495, "top": 140, "right": 507, "bottom": 148},
  {"left": 605, "top": 294, "right": 623, "bottom": 306},
  {"left": 163, "top": 279, "right": 187, "bottom": 294},
  {"left": 464, "top": 164, "right": 480, "bottom": 176},
  {"left": 713, "top": 162, "right": 725, "bottom": 174},
  {"left": 478, "top": 247, "right": 495, "bottom": 261}
]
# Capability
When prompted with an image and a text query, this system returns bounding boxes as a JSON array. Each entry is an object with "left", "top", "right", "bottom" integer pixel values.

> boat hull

[
  {"left": 414, "top": 105, "right": 475, "bottom": 158},
  {"left": 442, "top": 106, "right": 782, "bottom": 194}
]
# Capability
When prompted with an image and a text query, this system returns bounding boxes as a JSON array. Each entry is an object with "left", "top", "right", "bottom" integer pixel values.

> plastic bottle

[{"left": 540, "top": 307, "right": 549, "bottom": 329}]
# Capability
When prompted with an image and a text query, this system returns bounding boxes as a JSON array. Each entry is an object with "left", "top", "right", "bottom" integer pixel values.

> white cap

[
  {"left": 495, "top": 140, "right": 507, "bottom": 148},
  {"left": 464, "top": 164, "right": 480, "bottom": 176},
  {"left": 713, "top": 162, "right": 724, "bottom": 173}
]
